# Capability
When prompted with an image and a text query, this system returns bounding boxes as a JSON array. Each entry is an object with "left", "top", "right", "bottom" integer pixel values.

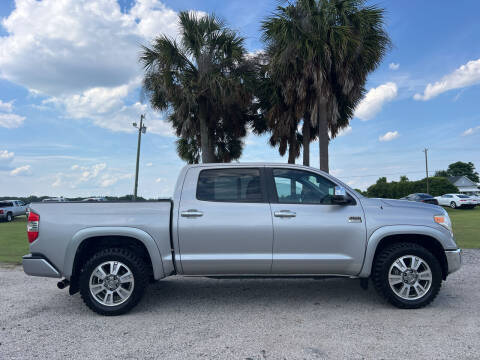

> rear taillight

[
  {"left": 27, "top": 211, "right": 40, "bottom": 243},
  {"left": 0, "top": 209, "right": 3, "bottom": 214}
]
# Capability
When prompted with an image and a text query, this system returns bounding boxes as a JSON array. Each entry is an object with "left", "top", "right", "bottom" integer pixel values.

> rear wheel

[
  {"left": 79, "top": 248, "right": 148, "bottom": 316},
  {"left": 372, "top": 242, "right": 442, "bottom": 309},
  {"left": 450, "top": 201, "right": 456, "bottom": 209},
  {"left": 6, "top": 212, "right": 12, "bottom": 222}
]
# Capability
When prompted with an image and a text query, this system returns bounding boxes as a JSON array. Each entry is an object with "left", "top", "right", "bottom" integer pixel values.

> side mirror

[{"left": 331, "top": 186, "right": 350, "bottom": 205}]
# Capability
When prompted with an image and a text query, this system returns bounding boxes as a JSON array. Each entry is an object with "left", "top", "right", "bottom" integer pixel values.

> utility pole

[
  {"left": 423, "top": 148, "right": 429, "bottom": 194},
  {"left": 133, "top": 114, "right": 147, "bottom": 201}
]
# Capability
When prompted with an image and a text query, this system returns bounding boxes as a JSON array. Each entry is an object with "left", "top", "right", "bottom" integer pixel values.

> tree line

[
  {"left": 140, "top": 0, "right": 391, "bottom": 172},
  {"left": 363, "top": 176, "right": 458, "bottom": 199}
]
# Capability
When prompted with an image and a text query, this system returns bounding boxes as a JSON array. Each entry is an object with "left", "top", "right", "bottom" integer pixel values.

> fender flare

[
  {"left": 63, "top": 227, "right": 165, "bottom": 280},
  {"left": 358, "top": 225, "right": 450, "bottom": 278}
]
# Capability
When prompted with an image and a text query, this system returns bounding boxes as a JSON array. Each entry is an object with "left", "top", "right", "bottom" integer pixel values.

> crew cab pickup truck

[
  {"left": 0, "top": 200, "right": 27, "bottom": 222},
  {"left": 23, "top": 163, "right": 462, "bottom": 315}
]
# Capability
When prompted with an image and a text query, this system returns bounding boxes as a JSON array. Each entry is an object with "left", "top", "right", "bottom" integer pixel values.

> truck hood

[{"left": 379, "top": 198, "right": 441, "bottom": 210}]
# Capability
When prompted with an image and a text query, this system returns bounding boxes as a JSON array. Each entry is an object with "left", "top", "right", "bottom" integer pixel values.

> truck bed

[{"left": 27, "top": 201, "right": 174, "bottom": 279}]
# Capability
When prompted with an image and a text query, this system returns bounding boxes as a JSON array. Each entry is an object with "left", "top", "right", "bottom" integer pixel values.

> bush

[{"left": 366, "top": 177, "right": 458, "bottom": 198}]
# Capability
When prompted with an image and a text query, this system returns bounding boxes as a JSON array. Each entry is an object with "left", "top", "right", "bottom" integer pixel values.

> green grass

[
  {"left": 0, "top": 216, "right": 29, "bottom": 264},
  {"left": 446, "top": 206, "right": 480, "bottom": 249},
  {"left": 0, "top": 207, "right": 479, "bottom": 264}
]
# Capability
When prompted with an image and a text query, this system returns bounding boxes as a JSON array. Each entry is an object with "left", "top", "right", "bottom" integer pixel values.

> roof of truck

[{"left": 185, "top": 162, "right": 325, "bottom": 171}]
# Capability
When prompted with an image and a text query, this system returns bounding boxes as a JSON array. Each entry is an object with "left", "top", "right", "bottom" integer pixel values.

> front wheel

[
  {"left": 79, "top": 248, "right": 148, "bottom": 316},
  {"left": 372, "top": 242, "right": 442, "bottom": 309}
]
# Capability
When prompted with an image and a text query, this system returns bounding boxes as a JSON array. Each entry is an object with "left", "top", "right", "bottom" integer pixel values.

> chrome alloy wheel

[
  {"left": 89, "top": 261, "right": 135, "bottom": 306},
  {"left": 388, "top": 255, "right": 432, "bottom": 300}
]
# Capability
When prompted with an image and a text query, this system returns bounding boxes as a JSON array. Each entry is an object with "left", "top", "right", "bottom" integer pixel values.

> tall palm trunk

[
  {"left": 302, "top": 113, "right": 311, "bottom": 166},
  {"left": 318, "top": 103, "right": 329, "bottom": 172},
  {"left": 288, "top": 129, "right": 297, "bottom": 164},
  {"left": 199, "top": 100, "right": 216, "bottom": 163}
]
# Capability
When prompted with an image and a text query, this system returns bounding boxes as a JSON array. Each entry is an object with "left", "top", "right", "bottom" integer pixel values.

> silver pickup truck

[
  {"left": 0, "top": 199, "right": 27, "bottom": 222},
  {"left": 23, "top": 163, "right": 462, "bottom": 315}
]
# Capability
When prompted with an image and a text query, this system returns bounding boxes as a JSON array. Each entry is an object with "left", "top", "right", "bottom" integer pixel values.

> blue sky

[{"left": 0, "top": 0, "right": 479, "bottom": 198}]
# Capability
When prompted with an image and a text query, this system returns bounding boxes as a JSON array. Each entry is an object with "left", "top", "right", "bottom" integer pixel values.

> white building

[{"left": 448, "top": 176, "right": 479, "bottom": 194}]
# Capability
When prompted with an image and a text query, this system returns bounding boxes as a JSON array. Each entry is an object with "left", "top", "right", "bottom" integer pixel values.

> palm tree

[
  {"left": 262, "top": 0, "right": 390, "bottom": 172},
  {"left": 253, "top": 51, "right": 305, "bottom": 164},
  {"left": 140, "top": 12, "right": 255, "bottom": 163}
]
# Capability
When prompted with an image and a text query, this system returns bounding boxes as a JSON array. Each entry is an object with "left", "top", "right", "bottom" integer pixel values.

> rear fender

[{"left": 64, "top": 227, "right": 165, "bottom": 280}]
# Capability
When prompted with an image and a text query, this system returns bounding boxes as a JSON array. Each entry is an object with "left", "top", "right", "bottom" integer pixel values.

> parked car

[
  {"left": 23, "top": 163, "right": 462, "bottom": 315},
  {"left": 435, "top": 194, "right": 476, "bottom": 209},
  {"left": 42, "top": 197, "right": 67, "bottom": 203},
  {"left": 0, "top": 200, "right": 27, "bottom": 222},
  {"left": 400, "top": 193, "right": 439, "bottom": 205},
  {"left": 465, "top": 193, "right": 480, "bottom": 206},
  {"left": 81, "top": 197, "right": 107, "bottom": 202}
]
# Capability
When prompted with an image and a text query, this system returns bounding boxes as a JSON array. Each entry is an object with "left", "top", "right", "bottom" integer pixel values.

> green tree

[
  {"left": 366, "top": 177, "right": 458, "bottom": 198},
  {"left": 434, "top": 170, "right": 449, "bottom": 177},
  {"left": 140, "top": 12, "right": 256, "bottom": 163},
  {"left": 261, "top": 0, "right": 390, "bottom": 171},
  {"left": 446, "top": 161, "right": 479, "bottom": 183}
]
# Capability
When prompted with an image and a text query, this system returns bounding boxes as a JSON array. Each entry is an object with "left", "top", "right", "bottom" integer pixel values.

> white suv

[
  {"left": 435, "top": 194, "right": 476, "bottom": 209},
  {"left": 0, "top": 200, "right": 27, "bottom": 222}
]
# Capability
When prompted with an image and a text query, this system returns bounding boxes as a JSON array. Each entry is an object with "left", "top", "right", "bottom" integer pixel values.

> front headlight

[{"left": 434, "top": 210, "right": 453, "bottom": 235}]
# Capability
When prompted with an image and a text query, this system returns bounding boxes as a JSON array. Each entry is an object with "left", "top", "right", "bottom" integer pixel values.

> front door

[
  {"left": 267, "top": 168, "right": 367, "bottom": 275},
  {"left": 178, "top": 167, "right": 273, "bottom": 275}
]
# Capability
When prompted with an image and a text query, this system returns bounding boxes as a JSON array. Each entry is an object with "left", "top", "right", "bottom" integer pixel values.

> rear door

[
  {"left": 177, "top": 166, "right": 273, "bottom": 275},
  {"left": 267, "top": 167, "right": 367, "bottom": 275}
]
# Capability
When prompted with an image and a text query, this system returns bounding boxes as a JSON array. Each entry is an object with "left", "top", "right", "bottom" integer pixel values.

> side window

[
  {"left": 196, "top": 168, "right": 263, "bottom": 203},
  {"left": 272, "top": 169, "right": 337, "bottom": 204}
]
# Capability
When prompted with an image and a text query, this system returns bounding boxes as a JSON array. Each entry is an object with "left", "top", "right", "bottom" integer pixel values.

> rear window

[
  {"left": 196, "top": 168, "right": 263, "bottom": 202},
  {"left": 417, "top": 194, "right": 432, "bottom": 199},
  {"left": 0, "top": 202, "right": 13, "bottom": 207},
  {"left": 457, "top": 195, "right": 469, "bottom": 198}
]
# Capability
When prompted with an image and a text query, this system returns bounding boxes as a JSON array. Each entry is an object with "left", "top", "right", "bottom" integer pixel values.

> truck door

[
  {"left": 267, "top": 168, "right": 367, "bottom": 275},
  {"left": 178, "top": 167, "right": 273, "bottom": 275}
]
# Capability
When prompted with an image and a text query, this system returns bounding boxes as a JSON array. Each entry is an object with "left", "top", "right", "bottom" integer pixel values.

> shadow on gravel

[{"left": 134, "top": 277, "right": 389, "bottom": 313}]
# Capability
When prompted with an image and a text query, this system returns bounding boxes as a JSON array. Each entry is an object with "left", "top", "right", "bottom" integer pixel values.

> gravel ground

[{"left": 1, "top": 250, "right": 479, "bottom": 360}]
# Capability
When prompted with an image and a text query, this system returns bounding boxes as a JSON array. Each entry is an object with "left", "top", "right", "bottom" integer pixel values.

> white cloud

[
  {"left": 0, "top": 150, "right": 15, "bottom": 170},
  {"left": 389, "top": 63, "right": 400, "bottom": 70},
  {"left": 100, "top": 173, "right": 132, "bottom": 187},
  {"left": 0, "top": 100, "right": 13, "bottom": 112},
  {"left": 0, "top": 150, "right": 14, "bottom": 160},
  {"left": 146, "top": 162, "right": 153, "bottom": 167},
  {"left": 10, "top": 164, "right": 31, "bottom": 176},
  {"left": 0, "top": 0, "right": 182, "bottom": 135},
  {"left": 462, "top": 126, "right": 480, "bottom": 136},
  {"left": 354, "top": 82, "right": 398, "bottom": 120},
  {"left": 0, "top": 113, "right": 26, "bottom": 128},
  {"left": 54, "top": 162, "right": 132, "bottom": 189},
  {"left": 155, "top": 177, "right": 166, "bottom": 183},
  {"left": 379, "top": 131, "right": 399, "bottom": 142},
  {"left": 0, "top": 99, "right": 25, "bottom": 128},
  {"left": 414, "top": 58, "right": 480, "bottom": 101},
  {"left": 337, "top": 126, "right": 352, "bottom": 137}
]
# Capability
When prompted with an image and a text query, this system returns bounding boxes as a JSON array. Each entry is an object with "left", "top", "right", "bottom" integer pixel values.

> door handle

[
  {"left": 274, "top": 210, "right": 296, "bottom": 218},
  {"left": 181, "top": 209, "right": 204, "bottom": 218}
]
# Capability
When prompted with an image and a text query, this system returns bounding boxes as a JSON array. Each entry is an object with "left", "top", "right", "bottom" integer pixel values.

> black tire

[
  {"left": 450, "top": 201, "right": 456, "bottom": 209},
  {"left": 372, "top": 242, "right": 442, "bottom": 309},
  {"left": 6, "top": 212, "right": 13, "bottom": 222},
  {"left": 79, "top": 248, "right": 148, "bottom": 316}
]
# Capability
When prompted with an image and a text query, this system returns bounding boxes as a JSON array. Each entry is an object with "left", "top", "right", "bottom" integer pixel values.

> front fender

[
  {"left": 63, "top": 227, "right": 165, "bottom": 280},
  {"left": 358, "top": 225, "right": 455, "bottom": 278}
]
